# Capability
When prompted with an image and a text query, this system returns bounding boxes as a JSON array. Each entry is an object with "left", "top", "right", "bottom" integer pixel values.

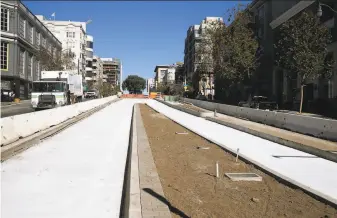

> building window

[
  {"left": 37, "top": 61, "right": 40, "bottom": 80},
  {"left": 28, "top": 23, "right": 33, "bottom": 44},
  {"left": 42, "top": 36, "right": 46, "bottom": 48},
  {"left": 28, "top": 54, "right": 33, "bottom": 78},
  {"left": 1, "top": 42, "right": 8, "bottom": 70},
  {"left": 19, "top": 16, "right": 26, "bottom": 38},
  {"left": 48, "top": 42, "right": 52, "bottom": 53},
  {"left": 36, "top": 32, "right": 40, "bottom": 46},
  {"left": 257, "top": 5, "right": 265, "bottom": 39},
  {"left": 19, "top": 49, "right": 25, "bottom": 77},
  {"left": 67, "top": 32, "right": 75, "bottom": 38},
  {"left": 1, "top": 8, "right": 9, "bottom": 32},
  {"left": 87, "top": 41, "right": 93, "bottom": 49}
]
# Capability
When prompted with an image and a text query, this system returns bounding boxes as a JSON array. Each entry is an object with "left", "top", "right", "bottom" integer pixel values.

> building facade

[
  {"left": 1, "top": 1, "right": 62, "bottom": 99},
  {"left": 101, "top": 58, "right": 121, "bottom": 87},
  {"left": 85, "top": 35, "right": 93, "bottom": 85},
  {"left": 92, "top": 55, "right": 104, "bottom": 83},
  {"left": 183, "top": 17, "right": 223, "bottom": 96},
  {"left": 147, "top": 78, "right": 155, "bottom": 93},
  {"left": 174, "top": 62, "right": 185, "bottom": 84},
  {"left": 36, "top": 15, "right": 87, "bottom": 75},
  {"left": 154, "top": 65, "right": 169, "bottom": 87},
  {"left": 250, "top": 0, "right": 337, "bottom": 111}
]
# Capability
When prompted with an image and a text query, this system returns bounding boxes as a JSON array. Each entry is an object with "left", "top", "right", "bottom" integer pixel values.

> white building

[
  {"left": 165, "top": 67, "right": 176, "bottom": 84},
  {"left": 147, "top": 78, "right": 155, "bottom": 93},
  {"left": 85, "top": 35, "right": 93, "bottom": 82},
  {"left": 36, "top": 15, "right": 87, "bottom": 75},
  {"left": 154, "top": 65, "right": 176, "bottom": 86}
]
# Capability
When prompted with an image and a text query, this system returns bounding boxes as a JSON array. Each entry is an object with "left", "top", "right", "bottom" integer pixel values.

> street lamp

[{"left": 317, "top": 1, "right": 337, "bottom": 17}]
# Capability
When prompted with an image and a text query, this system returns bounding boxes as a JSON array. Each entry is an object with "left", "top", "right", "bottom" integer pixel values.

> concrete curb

[
  {"left": 206, "top": 117, "right": 337, "bottom": 164},
  {"left": 155, "top": 99, "right": 204, "bottom": 117},
  {"left": 149, "top": 100, "right": 337, "bottom": 206},
  {"left": 1, "top": 98, "right": 121, "bottom": 161},
  {"left": 128, "top": 104, "right": 142, "bottom": 218},
  {"left": 135, "top": 104, "right": 172, "bottom": 218}
]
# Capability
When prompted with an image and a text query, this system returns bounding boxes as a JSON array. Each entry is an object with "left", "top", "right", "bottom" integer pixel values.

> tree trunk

[{"left": 299, "top": 85, "right": 304, "bottom": 114}]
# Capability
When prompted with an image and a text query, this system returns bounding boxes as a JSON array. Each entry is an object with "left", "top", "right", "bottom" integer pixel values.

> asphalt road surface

[
  {"left": 1, "top": 101, "right": 34, "bottom": 118},
  {"left": 1, "top": 98, "right": 92, "bottom": 118}
]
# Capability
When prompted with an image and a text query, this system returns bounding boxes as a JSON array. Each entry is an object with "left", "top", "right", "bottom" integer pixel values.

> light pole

[{"left": 316, "top": 1, "right": 337, "bottom": 17}]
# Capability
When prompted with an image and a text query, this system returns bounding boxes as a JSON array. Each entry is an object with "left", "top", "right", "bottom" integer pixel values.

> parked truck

[{"left": 31, "top": 71, "right": 83, "bottom": 110}]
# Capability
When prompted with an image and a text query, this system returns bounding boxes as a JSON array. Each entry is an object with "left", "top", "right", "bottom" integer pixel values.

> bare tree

[{"left": 36, "top": 47, "right": 76, "bottom": 71}]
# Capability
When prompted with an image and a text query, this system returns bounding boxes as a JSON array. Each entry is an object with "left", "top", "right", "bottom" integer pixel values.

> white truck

[{"left": 31, "top": 71, "right": 83, "bottom": 110}]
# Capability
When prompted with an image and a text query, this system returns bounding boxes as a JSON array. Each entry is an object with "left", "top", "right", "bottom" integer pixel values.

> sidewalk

[
  {"left": 1, "top": 99, "right": 146, "bottom": 218},
  {"left": 179, "top": 101, "right": 337, "bottom": 153},
  {"left": 147, "top": 100, "right": 337, "bottom": 205},
  {"left": 1, "top": 99, "right": 30, "bottom": 107},
  {"left": 213, "top": 112, "right": 337, "bottom": 152}
]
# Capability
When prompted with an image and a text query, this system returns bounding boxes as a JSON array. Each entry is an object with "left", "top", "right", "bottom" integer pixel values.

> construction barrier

[
  {"left": 1, "top": 96, "right": 117, "bottom": 146},
  {"left": 121, "top": 94, "right": 147, "bottom": 98},
  {"left": 181, "top": 98, "right": 337, "bottom": 141}
]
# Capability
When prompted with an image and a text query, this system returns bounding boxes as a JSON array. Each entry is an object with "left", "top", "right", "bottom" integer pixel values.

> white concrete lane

[
  {"left": 147, "top": 100, "right": 337, "bottom": 205},
  {"left": 1, "top": 99, "right": 146, "bottom": 218}
]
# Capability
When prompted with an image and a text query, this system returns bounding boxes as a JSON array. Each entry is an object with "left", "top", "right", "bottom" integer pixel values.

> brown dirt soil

[{"left": 139, "top": 104, "right": 337, "bottom": 218}]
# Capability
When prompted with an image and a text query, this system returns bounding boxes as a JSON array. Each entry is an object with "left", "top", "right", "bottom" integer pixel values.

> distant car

[
  {"left": 238, "top": 96, "right": 278, "bottom": 110},
  {"left": 85, "top": 90, "right": 98, "bottom": 99},
  {"left": 196, "top": 95, "right": 207, "bottom": 101},
  {"left": 1, "top": 89, "right": 15, "bottom": 102}
]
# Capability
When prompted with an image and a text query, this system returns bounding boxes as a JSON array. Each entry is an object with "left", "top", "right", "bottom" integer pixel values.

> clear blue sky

[{"left": 24, "top": 1, "right": 249, "bottom": 81}]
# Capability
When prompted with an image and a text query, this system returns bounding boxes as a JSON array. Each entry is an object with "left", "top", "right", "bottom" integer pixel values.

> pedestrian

[
  {"left": 10, "top": 90, "right": 15, "bottom": 102},
  {"left": 67, "top": 89, "right": 71, "bottom": 105}
]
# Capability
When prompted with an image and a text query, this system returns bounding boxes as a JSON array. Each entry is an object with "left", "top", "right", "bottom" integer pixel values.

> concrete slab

[
  {"left": 146, "top": 100, "right": 337, "bottom": 205},
  {"left": 1, "top": 99, "right": 146, "bottom": 218}
]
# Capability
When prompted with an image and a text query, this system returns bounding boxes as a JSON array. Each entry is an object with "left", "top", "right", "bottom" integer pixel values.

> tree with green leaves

[
  {"left": 274, "top": 11, "right": 334, "bottom": 113},
  {"left": 197, "top": 4, "right": 258, "bottom": 102},
  {"left": 122, "top": 75, "right": 146, "bottom": 94}
]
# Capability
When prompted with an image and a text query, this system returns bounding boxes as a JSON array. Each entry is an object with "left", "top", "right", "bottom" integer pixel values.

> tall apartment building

[
  {"left": 1, "top": 1, "right": 62, "bottom": 99},
  {"left": 36, "top": 15, "right": 87, "bottom": 75},
  {"left": 183, "top": 17, "right": 223, "bottom": 95},
  {"left": 249, "top": 0, "right": 337, "bottom": 110},
  {"left": 92, "top": 55, "right": 104, "bottom": 83},
  {"left": 174, "top": 62, "right": 185, "bottom": 84},
  {"left": 101, "top": 58, "right": 121, "bottom": 87},
  {"left": 85, "top": 35, "right": 94, "bottom": 84}
]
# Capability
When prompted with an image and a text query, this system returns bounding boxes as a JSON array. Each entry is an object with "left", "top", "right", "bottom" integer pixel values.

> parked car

[
  {"left": 1, "top": 89, "right": 15, "bottom": 102},
  {"left": 85, "top": 90, "right": 98, "bottom": 99},
  {"left": 238, "top": 96, "right": 278, "bottom": 110},
  {"left": 196, "top": 95, "right": 208, "bottom": 101}
]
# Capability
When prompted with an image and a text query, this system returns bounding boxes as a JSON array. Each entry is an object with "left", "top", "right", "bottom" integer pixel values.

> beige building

[
  {"left": 183, "top": 17, "right": 223, "bottom": 96},
  {"left": 92, "top": 55, "right": 104, "bottom": 83},
  {"left": 154, "top": 65, "right": 177, "bottom": 88}
]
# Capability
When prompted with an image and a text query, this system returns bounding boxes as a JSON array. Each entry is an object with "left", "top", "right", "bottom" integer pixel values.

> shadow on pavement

[{"left": 143, "top": 188, "right": 190, "bottom": 218}]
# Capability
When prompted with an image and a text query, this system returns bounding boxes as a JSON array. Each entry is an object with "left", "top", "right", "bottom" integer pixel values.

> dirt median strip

[{"left": 139, "top": 104, "right": 337, "bottom": 218}]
